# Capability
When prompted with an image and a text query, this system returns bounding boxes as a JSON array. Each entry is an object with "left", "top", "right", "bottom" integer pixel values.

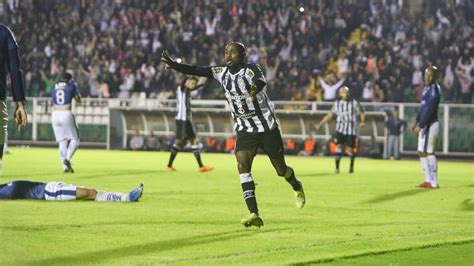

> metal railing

[{"left": 6, "top": 98, "right": 474, "bottom": 157}]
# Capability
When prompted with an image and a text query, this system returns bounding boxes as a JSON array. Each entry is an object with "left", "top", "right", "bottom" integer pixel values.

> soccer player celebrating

[
  {"left": 166, "top": 76, "right": 214, "bottom": 173},
  {"left": 0, "top": 180, "right": 143, "bottom": 202},
  {"left": 0, "top": 25, "right": 27, "bottom": 171},
  {"left": 161, "top": 42, "right": 305, "bottom": 227},
  {"left": 316, "top": 86, "right": 365, "bottom": 173},
  {"left": 51, "top": 72, "right": 81, "bottom": 173},
  {"left": 412, "top": 66, "right": 441, "bottom": 189}
]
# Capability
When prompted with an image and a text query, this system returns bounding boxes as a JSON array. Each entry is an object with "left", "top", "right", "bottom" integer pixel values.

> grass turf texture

[{"left": 0, "top": 148, "right": 473, "bottom": 265}]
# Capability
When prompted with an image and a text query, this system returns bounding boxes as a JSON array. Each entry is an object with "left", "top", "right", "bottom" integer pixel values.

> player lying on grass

[
  {"left": 162, "top": 42, "right": 305, "bottom": 228},
  {"left": 0, "top": 180, "right": 143, "bottom": 202}
]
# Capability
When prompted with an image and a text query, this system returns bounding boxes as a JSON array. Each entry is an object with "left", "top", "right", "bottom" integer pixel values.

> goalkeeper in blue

[
  {"left": 0, "top": 180, "right": 143, "bottom": 202},
  {"left": 411, "top": 66, "right": 441, "bottom": 189}
]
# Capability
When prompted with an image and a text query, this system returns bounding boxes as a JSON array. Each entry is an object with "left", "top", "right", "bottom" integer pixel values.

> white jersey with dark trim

[
  {"left": 331, "top": 99, "right": 364, "bottom": 135},
  {"left": 211, "top": 64, "right": 277, "bottom": 133},
  {"left": 175, "top": 85, "right": 191, "bottom": 121}
]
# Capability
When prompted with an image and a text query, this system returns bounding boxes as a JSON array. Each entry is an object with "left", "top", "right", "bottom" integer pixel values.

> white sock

[
  {"left": 427, "top": 155, "right": 438, "bottom": 187},
  {"left": 95, "top": 191, "right": 130, "bottom": 202},
  {"left": 420, "top": 157, "right": 430, "bottom": 183},
  {"left": 66, "top": 138, "right": 80, "bottom": 161}
]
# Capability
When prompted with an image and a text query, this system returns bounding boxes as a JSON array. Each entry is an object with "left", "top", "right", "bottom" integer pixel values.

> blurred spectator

[
  {"left": 145, "top": 131, "right": 161, "bottom": 151},
  {"left": 129, "top": 129, "right": 145, "bottom": 150},
  {"left": 298, "top": 137, "right": 317, "bottom": 156},
  {"left": 385, "top": 111, "right": 407, "bottom": 160},
  {"left": 284, "top": 139, "right": 297, "bottom": 155},
  {"left": 204, "top": 137, "right": 221, "bottom": 153},
  {"left": 225, "top": 136, "right": 236, "bottom": 154},
  {"left": 2, "top": 0, "right": 472, "bottom": 103}
]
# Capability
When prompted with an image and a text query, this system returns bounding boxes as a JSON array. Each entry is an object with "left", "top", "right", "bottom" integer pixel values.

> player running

[
  {"left": 316, "top": 86, "right": 365, "bottom": 173},
  {"left": 51, "top": 72, "right": 81, "bottom": 173},
  {"left": 0, "top": 25, "right": 27, "bottom": 171},
  {"left": 166, "top": 76, "right": 214, "bottom": 173},
  {"left": 412, "top": 66, "right": 441, "bottom": 189},
  {"left": 161, "top": 42, "right": 305, "bottom": 227},
  {"left": 0, "top": 180, "right": 143, "bottom": 202}
]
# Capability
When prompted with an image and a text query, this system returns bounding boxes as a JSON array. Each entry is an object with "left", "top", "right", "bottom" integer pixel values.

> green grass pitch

[{"left": 0, "top": 147, "right": 473, "bottom": 265}]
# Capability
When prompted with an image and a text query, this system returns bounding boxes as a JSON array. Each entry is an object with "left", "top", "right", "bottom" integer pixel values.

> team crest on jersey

[
  {"left": 212, "top": 67, "right": 224, "bottom": 75},
  {"left": 238, "top": 107, "right": 245, "bottom": 114}
]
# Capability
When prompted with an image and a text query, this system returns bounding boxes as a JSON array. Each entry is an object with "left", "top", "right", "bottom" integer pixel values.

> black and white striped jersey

[
  {"left": 211, "top": 64, "right": 278, "bottom": 133},
  {"left": 175, "top": 85, "right": 191, "bottom": 121},
  {"left": 331, "top": 99, "right": 364, "bottom": 135}
]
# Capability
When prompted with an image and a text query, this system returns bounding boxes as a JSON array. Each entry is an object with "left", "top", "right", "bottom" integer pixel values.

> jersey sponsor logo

[
  {"left": 236, "top": 111, "right": 256, "bottom": 118},
  {"left": 225, "top": 91, "right": 251, "bottom": 101}
]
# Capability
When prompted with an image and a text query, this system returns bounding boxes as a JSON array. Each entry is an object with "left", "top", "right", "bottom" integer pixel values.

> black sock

[
  {"left": 284, "top": 167, "right": 301, "bottom": 191},
  {"left": 192, "top": 147, "right": 204, "bottom": 167},
  {"left": 241, "top": 174, "right": 258, "bottom": 214},
  {"left": 350, "top": 154, "right": 355, "bottom": 170},
  {"left": 167, "top": 145, "right": 179, "bottom": 167},
  {"left": 335, "top": 153, "right": 342, "bottom": 170}
]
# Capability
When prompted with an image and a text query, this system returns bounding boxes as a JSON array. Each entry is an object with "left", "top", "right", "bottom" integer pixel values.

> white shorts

[
  {"left": 52, "top": 111, "right": 79, "bottom": 141},
  {"left": 417, "top": 121, "right": 440, "bottom": 154},
  {"left": 0, "top": 100, "right": 7, "bottom": 145},
  {"left": 44, "top": 182, "right": 77, "bottom": 201}
]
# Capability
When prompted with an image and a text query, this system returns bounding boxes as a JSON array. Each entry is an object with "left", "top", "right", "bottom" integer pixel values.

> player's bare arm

[
  {"left": 316, "top": 112, "right": 333, "bottom": 131},
  {"left": 161, "top": 50, "right": 213, "bottom": 78},
  {"left": 359, "top": 112, "right": 366, "bottom": 128},
  {"left": 14, "top": 101, "right": 27, "bottom": 129}
]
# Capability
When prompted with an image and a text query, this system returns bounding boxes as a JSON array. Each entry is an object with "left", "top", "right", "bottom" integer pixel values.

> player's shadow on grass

[
  {"left": 460, "top": 199, "right": 474, "bottom": 211},
  {"left": 363, "top": 189, "right": 429, "bottom": 204},
  {"left": 30, "top": 227, "right": 291, "bottom": 265}
]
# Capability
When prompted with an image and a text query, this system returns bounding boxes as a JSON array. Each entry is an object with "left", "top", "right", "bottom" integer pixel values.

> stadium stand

[{"left": 2, "top": 0, "right": 472, "bottom": 103}]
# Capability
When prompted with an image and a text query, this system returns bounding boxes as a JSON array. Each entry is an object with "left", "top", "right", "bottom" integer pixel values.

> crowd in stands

[{"left": 4, "top": 0, "right": 473, "bottom": 103}]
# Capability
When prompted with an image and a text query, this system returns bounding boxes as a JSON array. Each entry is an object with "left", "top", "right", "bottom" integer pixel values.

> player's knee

[
  {"left": 237, "top": 161, "right": 250, "bottom": 173},
  {"left": 418, "top": 151, "right": 427, "bottom": 157}
]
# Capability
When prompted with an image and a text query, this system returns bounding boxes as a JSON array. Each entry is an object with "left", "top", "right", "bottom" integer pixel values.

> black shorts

[
  {"left": 175, "top": 120, "right": 196, "bottom": 140},
  {"left": 335, "top": 132, "right": 356, "bottom": 148},
  {"left": 235, "top": 127, "right": 284, "bottom": 158}
]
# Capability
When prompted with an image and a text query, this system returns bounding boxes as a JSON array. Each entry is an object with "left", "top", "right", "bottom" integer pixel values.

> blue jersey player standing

[
  {"left": 0, "top": 180, "right": 144, "bottom": 202},
  {"left": 412, "top": 66, "right": 441, "bottom": 189},
  {"left": 0, "top": 25, "right": 27, "bottom": 170},
  {"left": 51, "top": 72, "right": 81, "bottom": 173}
]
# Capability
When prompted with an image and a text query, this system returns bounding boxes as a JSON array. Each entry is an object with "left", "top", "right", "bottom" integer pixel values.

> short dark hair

[
  {"left": 61, "top": 72, "right": 73, "bottom": 81},
  {"left": 227, "top": 42, "right": 246, "bottom": 55}
]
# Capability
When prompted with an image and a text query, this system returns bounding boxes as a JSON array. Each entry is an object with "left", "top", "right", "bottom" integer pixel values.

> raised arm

[
  {"left": 161, "top": 50, "right": 213, "bottom": 79},
  {"left": 316, "top": 111, "right": 334, "bottom": 131},
  {"left": 356, "top": 100, "right": 365, "bottom": 128}
]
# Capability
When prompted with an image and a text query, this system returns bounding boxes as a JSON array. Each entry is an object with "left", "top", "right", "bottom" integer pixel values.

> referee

[{"left": 316, "top": 86, "right": 365, "bottom": 173}]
